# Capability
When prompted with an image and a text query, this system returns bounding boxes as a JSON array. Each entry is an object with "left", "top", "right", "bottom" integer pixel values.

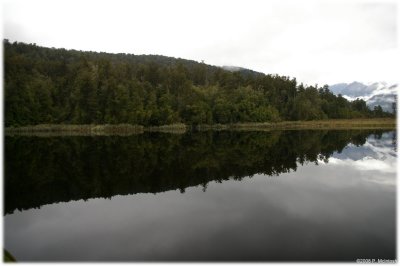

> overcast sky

[{"left": 2, "top": 0, "right": 399, "bottom": 86}]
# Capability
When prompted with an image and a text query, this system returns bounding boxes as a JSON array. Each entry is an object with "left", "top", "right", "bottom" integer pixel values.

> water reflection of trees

[{"left": 5, "top": 129, "right": 391, "bottom": 214}]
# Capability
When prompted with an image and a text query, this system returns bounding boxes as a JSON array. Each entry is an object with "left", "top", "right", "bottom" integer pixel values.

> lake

[{"left": 4, "top": 129, "right": 396, "bottom": 262}]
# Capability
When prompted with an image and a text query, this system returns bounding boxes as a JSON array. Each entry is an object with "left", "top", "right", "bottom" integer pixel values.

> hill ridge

[{"left": 4, "top": 39, "right": 393, "bottom": 127}]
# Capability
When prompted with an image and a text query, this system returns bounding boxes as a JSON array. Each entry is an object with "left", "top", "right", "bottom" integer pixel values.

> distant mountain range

[{"left": 329, "top": 82, "right": 397, "bottom": 112}]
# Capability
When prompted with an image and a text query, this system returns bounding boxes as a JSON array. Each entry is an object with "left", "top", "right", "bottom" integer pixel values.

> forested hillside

[{"left": 4, "top": 40, "right": 392, "bottom": 127}]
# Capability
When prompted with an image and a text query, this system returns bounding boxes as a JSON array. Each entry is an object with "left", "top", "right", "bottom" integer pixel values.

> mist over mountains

[{"left": 329, "top": 82, "right": 397, "bottom": 112}]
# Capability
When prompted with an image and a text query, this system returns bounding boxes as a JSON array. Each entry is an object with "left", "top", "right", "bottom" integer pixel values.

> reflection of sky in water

[
  {"left": 322, "top": 132, "right": 396, "bottom": 186},
  {"left": 4, "top": 131, "right": 396, "bottom": 261},
  {"left": 332, "top": 132, "right": 396, "bottom": 161}
]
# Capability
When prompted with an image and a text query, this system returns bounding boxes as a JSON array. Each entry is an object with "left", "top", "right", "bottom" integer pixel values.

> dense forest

[
  {"left": 4, "top": 39, "right": 393, "bottom": 127},
  {"left": 5, "top": 129, "right": 393, "bottom": 214}
]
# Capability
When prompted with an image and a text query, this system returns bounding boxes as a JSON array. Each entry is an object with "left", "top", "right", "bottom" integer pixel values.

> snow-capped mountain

[{"left": 329, "top": 82, "right": 397, "bottom": 112}]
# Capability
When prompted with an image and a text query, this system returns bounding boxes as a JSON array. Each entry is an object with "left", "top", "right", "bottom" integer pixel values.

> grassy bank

[
  {"left": 196, "top": 118, "right": 396, "bottom": 131},
  {"left": 5, "top": 124, "right": 144, "bottom": 136},
  {"left": 226, "top": 118, "right": 396, "bottom": 131},
  {"left": 5, "top": 119, "right": 396, "bottom": 136},
  {"left": 145, "top": 123, "right": 187, "bottom": 133},
  {"left": 4, "top": 123, "right": 188, "bottom": 136}
]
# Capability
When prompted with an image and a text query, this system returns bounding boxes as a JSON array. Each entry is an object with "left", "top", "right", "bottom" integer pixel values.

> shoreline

[{"left": 4, "top": 118, "right": 396, "bottom": 136}]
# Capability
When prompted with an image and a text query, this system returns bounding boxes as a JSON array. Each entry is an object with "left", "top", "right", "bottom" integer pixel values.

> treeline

[
  {"left": 5, "top": 129, "right": 391, "bottom": 214},
  {"left": 4, "top": 40, "right": 393, "bottom": 126}
]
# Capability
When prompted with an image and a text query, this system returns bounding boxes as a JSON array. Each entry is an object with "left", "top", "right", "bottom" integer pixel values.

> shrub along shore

[{"left": 4, "top": 119, "right": 396, "bottom": 136}]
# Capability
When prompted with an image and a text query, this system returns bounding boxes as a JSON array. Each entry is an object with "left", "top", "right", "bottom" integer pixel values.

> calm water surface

[{"left": 4, "top": 130, "right": 396, "bottom": 261}]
